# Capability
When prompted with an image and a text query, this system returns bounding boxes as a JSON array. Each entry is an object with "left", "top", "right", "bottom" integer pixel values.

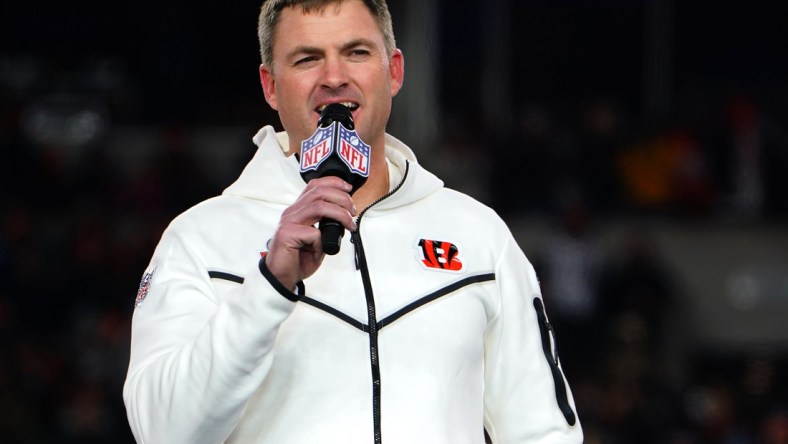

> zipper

[
  {"left": 352, "top": 161, "right": 410, "bottom": 271},
  {"left": 533, "top": 297, "right": 577, "bottom": 426},
  {"left": 349, "top": 161, "right": 409, "bottom": 444},
  {"left": 534, "top": 299, "right": 560, "bottom": 366}
]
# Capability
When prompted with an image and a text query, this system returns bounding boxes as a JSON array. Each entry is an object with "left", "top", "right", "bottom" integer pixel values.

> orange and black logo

[{"left": 417, "top": 239, "right": 463, "bottom": 271}]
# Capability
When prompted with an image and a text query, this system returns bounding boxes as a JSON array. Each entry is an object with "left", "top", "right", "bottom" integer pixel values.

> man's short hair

[{"left": 258, "top": 0, "right": 396, "bottom": 69}]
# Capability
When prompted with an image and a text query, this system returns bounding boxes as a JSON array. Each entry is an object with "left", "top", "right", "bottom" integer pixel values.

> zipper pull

[
  {"left": 547, "top": 320, "right": 560, "bottom": 366},
  {"left": 533, "top": 298, "right": 559, "bottom": 365},
  {"left": 350, "top": 231, "right": 361, "bottom": 270}
]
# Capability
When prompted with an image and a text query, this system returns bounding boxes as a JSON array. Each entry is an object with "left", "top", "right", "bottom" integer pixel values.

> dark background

[{"left": 2, "top": 0, "right": 787, "bottom": 442}]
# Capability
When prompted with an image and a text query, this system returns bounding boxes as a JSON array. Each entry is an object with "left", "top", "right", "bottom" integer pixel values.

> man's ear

[
  {"left": 389, "top": 49, "right": 404, "bottom": 97},
  {"left": 260, "top": 64, "right": 278, "bottom": 110}
]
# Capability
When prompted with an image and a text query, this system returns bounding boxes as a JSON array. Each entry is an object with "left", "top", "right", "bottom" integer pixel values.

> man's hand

[{"left": 265, "top": 176, "right": 357, "bottom": 290}]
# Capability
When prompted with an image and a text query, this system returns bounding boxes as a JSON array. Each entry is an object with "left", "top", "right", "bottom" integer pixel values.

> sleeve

[
  {"left": 482, "top": 235, "right": 584, "bottom": 443},
  {"left": 122, "top": 227, "right": 298, "bottom": 444}
]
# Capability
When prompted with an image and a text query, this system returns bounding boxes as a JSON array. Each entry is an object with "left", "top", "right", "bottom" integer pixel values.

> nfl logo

[
  {"left": 300, "top": 125, "right": 335, "bottom": 173},
  {"left": 135, "top": 266, "right": 156, "bottom": 308},
  {"left": 336, "top": 125, "right": 370, "bottom": 177}
]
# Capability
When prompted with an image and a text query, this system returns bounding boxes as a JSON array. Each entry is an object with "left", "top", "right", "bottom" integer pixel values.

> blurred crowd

[
  {"left": 1, "top": 109, "right": 215, "bottom": 442},
  {"left": 430, "top": 89, "right": 788, "bottom": 443},
  {"left": 2, "top": 29, "right": 788, "bottom": 444},
  {"left": 429, "top": 77, "right": 788, "bottom": 441},
  {"left": 432, "top": 91, "right": 788, "bottom": 222},
  {"left": 528, "top": 207, "right": 788, "bottom": 444}
]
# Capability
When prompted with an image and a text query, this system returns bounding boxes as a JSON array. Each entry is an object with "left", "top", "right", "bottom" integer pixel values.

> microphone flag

[{"left": 300, "top": 122, "right": 370, "bottom": 178}]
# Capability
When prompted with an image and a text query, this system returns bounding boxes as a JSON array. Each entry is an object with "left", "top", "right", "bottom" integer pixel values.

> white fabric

[{"left": 123, "top": 126, "right": 583, "bottom": 443}]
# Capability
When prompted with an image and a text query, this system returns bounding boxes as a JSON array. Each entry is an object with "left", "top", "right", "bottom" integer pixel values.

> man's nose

[{"left": 320, "top": 56, "right": 349, "bottom": 90}]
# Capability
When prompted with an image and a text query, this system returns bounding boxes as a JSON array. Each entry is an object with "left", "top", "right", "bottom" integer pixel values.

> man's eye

[
  {"left": 295, "top": 56, "right": 318, "bottom": 65},
  {"left": 349, "top": 49, "right": 370, "bottom": 59}
]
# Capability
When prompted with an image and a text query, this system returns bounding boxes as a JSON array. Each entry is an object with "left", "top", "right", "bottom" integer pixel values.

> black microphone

[{"left": 299, "top": 103, "right": 370, "bottom": 255}]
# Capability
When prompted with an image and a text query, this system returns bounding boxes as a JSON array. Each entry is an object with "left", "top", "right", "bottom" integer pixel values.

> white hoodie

[{"left": 123, "top": 126, "right": 582, "bottom": 444}]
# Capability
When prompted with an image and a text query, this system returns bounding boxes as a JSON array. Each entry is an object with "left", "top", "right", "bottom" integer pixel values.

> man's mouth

[{"left": 316, "top": 102, "right": 359, "bottom": 114}]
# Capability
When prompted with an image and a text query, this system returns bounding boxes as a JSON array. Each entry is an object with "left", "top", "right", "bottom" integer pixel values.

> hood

[{"left": 222, "top": 126, "right": 443, "bottom": 211}]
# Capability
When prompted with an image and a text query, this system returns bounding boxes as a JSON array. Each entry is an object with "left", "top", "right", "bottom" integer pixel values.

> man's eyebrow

[
  {"left": 285, "top": 39, "right": 379, "bottom": 60},
  {"left": 341, "top": 38, "right": 377, "bottom": 51},
  {"left": 286, "top": 45, "right": 324, "bottom": 59}
]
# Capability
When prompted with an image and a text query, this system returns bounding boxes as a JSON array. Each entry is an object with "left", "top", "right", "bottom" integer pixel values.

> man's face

[{"left": 260, "top": 0, "right": 404, "bottom": 153}]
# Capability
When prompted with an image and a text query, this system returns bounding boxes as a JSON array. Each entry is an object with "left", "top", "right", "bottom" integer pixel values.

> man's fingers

[
  {"left": 265, "top": 224, "right": 324, "bottom": 288},
  {"left": 306, "top": 175, "right": 353, "bottom": 193},
  {"left": 264, "top": 176, "right": 357, "bottom": 289},
  {"left": 302, "top": 179, "right": 357, "bottom": 214},
  {"left": 282, "top": 179, "right": 358, "bottom": 230}
]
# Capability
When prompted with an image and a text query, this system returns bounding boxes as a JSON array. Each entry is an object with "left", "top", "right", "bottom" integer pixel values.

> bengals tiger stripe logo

[{"left": 417, "top": 239, "right": 463, "bottom": 271}]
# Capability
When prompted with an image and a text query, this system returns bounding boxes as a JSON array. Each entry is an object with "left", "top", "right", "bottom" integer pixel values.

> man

[{"left": 123, "top": 1, "right": 583, "bottom": 443}]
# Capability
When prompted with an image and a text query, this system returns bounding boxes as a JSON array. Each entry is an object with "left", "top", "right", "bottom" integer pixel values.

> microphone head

[
  {"left": 318, "top": 103, "right": 354, "bottom": 130},
  {"left": 300, "top": 101, "right": 369, "bottom": 193}
]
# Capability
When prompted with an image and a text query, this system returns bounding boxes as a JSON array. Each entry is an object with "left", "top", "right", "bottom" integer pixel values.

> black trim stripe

[
  {"left": 377, "top": 273, "right": 496, "bottom": 330},
  {"left": 533, "top": 297, "right": 577, "bottom": 426},
  {"left": 208, "top": 271, "right": 244, "bottom": 284},
  {"left": 301, "top": 296, "right": 369, "bottom": 332},
  {"left": 207, "top": 270, "right": 304, "bottom": 297},
  {"left": 206, "top": 269, "right": 495, "bottom": 334},
  {"left": 258, "top": 258, "right": 301, "bottom": 302},
  {"left": 297, "top": 272, "right": 496, "bottom": 333}
]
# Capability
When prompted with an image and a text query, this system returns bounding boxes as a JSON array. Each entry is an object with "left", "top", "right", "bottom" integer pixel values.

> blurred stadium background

[{"left": 1, "top": 0, "right": 787, "bottom": 442}]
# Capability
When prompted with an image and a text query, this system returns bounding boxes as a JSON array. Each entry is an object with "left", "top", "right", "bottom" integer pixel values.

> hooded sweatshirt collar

[{"left": 223, "top": 126, "right": 443, "bottom": 212}]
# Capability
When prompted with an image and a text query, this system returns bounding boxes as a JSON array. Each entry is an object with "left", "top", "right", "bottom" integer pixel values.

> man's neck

[
  {"left": 285, "top": 138, "right": 391, "bottom": 213},
  {"left": 351, "top": 153, "right": 390, "bottom": 213}
]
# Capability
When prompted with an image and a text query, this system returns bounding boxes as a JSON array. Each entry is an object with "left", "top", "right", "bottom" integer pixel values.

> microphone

[{"left": 299, "top": 103, "right": 371, "bottom": 255}]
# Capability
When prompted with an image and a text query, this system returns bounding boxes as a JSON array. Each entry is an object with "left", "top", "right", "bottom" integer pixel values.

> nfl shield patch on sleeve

[{"left": 135, "top": 266, "right": 156, "bottom": 308}]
